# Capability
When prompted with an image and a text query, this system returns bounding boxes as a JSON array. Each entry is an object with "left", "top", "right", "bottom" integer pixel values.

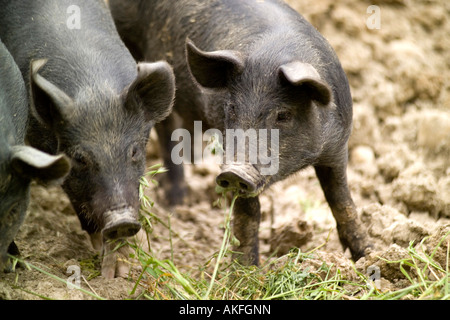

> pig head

[
  {"left": 186, "top": 39, "right": 332, "bottom": 198},
  {"left": 28, "top": 59, "right": 175, "bottom": 244}
]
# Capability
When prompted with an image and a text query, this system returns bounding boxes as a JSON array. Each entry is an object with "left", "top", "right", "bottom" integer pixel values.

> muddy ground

[{"left": 1, "top": 0, "right": 449, "bottom": 300}]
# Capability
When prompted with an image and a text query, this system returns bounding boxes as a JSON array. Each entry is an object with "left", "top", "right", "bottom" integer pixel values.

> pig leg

[
  {"left": 314, "top": 165, "right": 371, "bottom": 261},
  {"left": 98, "top": 229, "right": 149, "bottom": 279},
  {"left": 90, "top": 231, "right": 147, "bottom": 278},
  {"left": 232, "top": 196, "right": 261, "bottom": 266},
  {"left": 155, "top": 114, "right": 187, "bottom": 206}
]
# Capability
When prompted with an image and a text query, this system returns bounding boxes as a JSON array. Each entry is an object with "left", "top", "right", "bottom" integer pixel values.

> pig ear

[
  {"left": 279, "top": 61, "right": 332, "bottom": 106},
  {"left": 125, "top": 61, "right": 175, "bottom": 124},
  {"left": 10, "top": 146, "right": 71, "bottom": 184},
  {"left": 186, "top": 38, "right": 245, "bottom": 89},
  {"left": 30, "top": 59, "right": 76, "bottom": 128}
]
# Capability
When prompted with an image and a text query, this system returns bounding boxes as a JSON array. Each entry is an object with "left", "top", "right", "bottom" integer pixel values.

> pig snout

[
  {"left": 216, "top": 171, "right": 257, "bottom": 193},
  {"left": 102, "top": 206, "right": 141, "bottom": 240},
  {"left": 216, "top": 163, "right": 264, "bottom": 197}
]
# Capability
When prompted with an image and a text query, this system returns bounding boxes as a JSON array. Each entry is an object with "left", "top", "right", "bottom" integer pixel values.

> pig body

[
  {"left": 0, "top": 0, "right": 175, "bottom": 277},
  {"left": 0, "top": 39, "right": 70, "bottom": 271},
  {"left": 110, "top": 0, "right": 370, "bottom": 263}
]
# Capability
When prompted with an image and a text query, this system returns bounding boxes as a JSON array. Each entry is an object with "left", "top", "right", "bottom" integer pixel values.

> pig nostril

[
  {"left": 107, "top": 230, "right": 118, "bottom": 239},
  {"left": 217, "top": 171, "right": 258, "bottom": 193},
  {"left": 219, "top": 180, "right": 230, "bottom": 188},
  {"left": 102, "top": 217, "right": 141, "bottom": 240},
  {"left": 239, "top": 182, "right": 248, "bottom": 190}
]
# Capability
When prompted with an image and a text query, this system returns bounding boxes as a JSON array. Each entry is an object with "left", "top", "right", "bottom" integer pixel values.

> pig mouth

[
  {"left": 102, "top": 207, "right": 141, "bottom": 240},
  {"left": 235, "top": 181, "right": 267, "bottom": 198}
]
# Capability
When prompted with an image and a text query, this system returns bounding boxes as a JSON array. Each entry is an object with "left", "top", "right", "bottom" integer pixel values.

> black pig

[
  {"left": 110, "top": 0, "right": 371, "bottom": 264},
  {"left": 0, "top": 0, "right": 175, "bottom": 278},
  {"left": 0, "top": 39, "right": 70, "bottom": 272}
]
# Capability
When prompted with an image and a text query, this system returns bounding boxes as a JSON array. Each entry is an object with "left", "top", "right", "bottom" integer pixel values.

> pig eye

[
  {"left": 0, "top": 174, "right": 12, "bottom": 192},
  {"left": 130, "top": 145, "right": 141, "bottom": 162},
  {"left": 8, "top": 203, "right": 20, "bottom": 216},
  {"left": 72, "top": 152, "right": 88, "bottom": 168},
  {"left": 276, "top": 111, "right": 292, "bottom": 123},
  {"left": 227, "top": 104, "right": 237, "bottom": 118}
]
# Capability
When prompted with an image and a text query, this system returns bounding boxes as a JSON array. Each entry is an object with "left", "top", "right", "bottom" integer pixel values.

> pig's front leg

[
  {"left": 232, "top": 196, "right": 261, "bottom": 266},
  {"left": 155, "top": 114, "right": 187, "bottom": 206},
  {"left": 90, "top": 229, "right": 149, "bottom": 279},
  {"left": 314, "top": 165, "right": 371, "bottom": 261}
]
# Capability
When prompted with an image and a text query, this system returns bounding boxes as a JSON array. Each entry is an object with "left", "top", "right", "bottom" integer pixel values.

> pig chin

[{"left": 236, "top": 183, "right": 266, "bottom": 198}]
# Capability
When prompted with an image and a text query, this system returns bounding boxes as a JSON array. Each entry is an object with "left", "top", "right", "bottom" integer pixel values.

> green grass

[
  {"left": 122, "top": 165, "right": 450, "bottom": 300},
  {"left": 7, "top": 164, "right": 450, "bottom": 300},
  {"left": 372, "top": 236, "right": 450, "bottom": 300}
]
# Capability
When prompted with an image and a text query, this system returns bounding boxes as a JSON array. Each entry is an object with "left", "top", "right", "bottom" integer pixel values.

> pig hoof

[
  {"left": 101, "top": 250, "right": 142, "bottom": 279},
  {"left": 100, "top": 242, "right": 133, "bottom": 279},
  {"left": 349, "top": 241, "right": 374, "bottom": 261},
  {"left": 101, "top": 251, "right": 117, "bottom": 279}
]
